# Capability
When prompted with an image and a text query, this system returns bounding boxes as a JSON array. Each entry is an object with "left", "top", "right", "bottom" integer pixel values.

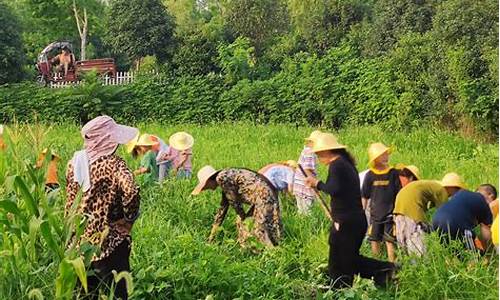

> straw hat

[
  {"left": 311, "top": 132, "right": 346, "bottom": 153},
  {"left": 170, "top": 132, "right": 194, "bottom": 151},
  {"left": 126, "top": 132, "right": 140, "bottom": 153},
  {"left": 304, "top": 130, "right": 323, "bottom": 142},
  {"left": 191, "top": 165, "right": 219, "bottom": 195},
  {"left": 440, "top": 172, "right": 466, "bottom": 189},
  {"left": 400, "top": 164, "right": 421, "bottom": 180},
  {"left": 284, "top": 160, "right": 298, "bottom": 168},
  {"left": 136, "top": 133, "right": 157, "bottom": 147},
  {"left": 368, "top": 143, "right": 392, "bottom": 165}
]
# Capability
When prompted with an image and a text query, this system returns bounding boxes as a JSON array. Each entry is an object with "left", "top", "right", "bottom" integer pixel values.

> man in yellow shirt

[{"left": 393, "top": 178, "right": 453, "bottom": 256}]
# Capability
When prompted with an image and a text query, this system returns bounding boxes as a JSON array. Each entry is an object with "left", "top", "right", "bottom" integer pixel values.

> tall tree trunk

[{"left": 73, "top": 1, "right": 88, "bottom": 60}]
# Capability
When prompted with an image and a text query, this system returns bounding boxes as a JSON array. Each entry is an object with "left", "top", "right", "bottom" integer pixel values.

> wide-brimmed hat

[
  {"left": 126, "top": 132, "right": 140, "bottom": 153},
  {"left": 311, "top": 132, "right": 347, "bottom": 153},
  {"left": 191, "top": 165, "right": 219, "bottom": 195},
  {"left": 136, "top": 133, "right": 157, "bottom": 147},
  {"left": 398, "top": 164, "right": 421, "bottom": 180},
  {"left": 82, "top": 116, "right": 138, "bottom": 145},
  {"left": 169, "top": 132, "right": 194, "bottom": 151},
  {"left": 368, "top": 143, "right": 392, "bottom": 165},
  {"left": 440, "top": 172, "right": 466, "bottom": 189},
  {"left": 304, "top": 130, "right": 323, "bottom": 142},
  {"left": 283, "top": 160, "right": 298, "bottom": 168}
]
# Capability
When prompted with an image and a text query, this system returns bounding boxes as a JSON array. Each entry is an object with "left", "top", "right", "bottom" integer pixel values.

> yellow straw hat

[
  {"left": 136, "top": 133, "right": 157, "bottom": 147},
  {"left": 191, "top": 165, "right": 219, "bottom": 195},
  {"left": 169, "top": 132, "right": 194, "bottom": 151},
  {"left": 440, "top": 172, "right": 466, "bottom": 189},
  {"left": 283, "top": 160, "right": 298, "bottom": 168},
  {"left": 125, "top": 132, "right": 140, "bottom": 153},
  {"left": 304, "top": 130, "right": 323, "bottom": 142},
  {"left": 311, "top": 132, "right": 347, "bottom": 153},
  {"left": 401, "top": 165, "right": 421, "bottom": 180},
  {"left": 368, "top": 143, "right": 392, "bottom": 165}
]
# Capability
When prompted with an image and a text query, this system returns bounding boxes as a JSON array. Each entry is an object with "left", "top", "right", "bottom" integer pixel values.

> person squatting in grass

[
  {"left": 191, "top": 166, "right": 282, "bottom": 247},
  {"left": 293, "top": 130, "right": 320, "bottom": 214},
  {"left": 34, "top": 148, "right": 61, "bottom": 192},
  {"left": 65, "top": 116, "right": 140, "bottom": 300},
  {"left": 304, "top": 132, "right": 397, "bottom": 289},
  {"left": 166, "top": 131, "right": 194, "bottom": 179},
  {"left": 130, "top": 133, "right": 160, "bottom": 185},
  {"left": 258, "top": 160, "right": 297, "bottom": 195},
  {"left": 393, "top": 173, "right": 461, "bottom": 256},
  {"left": 432, "top": 185, "right": 493, "bottom": 254},
  {"left": 362, "top": 143, "right": 401, "bottom": 262},
  {"left": 127, "top": 133, "right": 170, "bottom": 183}
]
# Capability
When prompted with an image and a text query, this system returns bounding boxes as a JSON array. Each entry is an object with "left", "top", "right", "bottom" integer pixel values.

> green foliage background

[{"left": 1, "top": 0, "right": 498, "bottom": 136}]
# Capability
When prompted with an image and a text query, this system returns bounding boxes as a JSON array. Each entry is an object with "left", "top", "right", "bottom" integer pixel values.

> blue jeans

[
  {"left": 177, "top": 169, "right": 192, "bottom": 179},
  {"left": 158, "top": 161, "right": 172, "bottom": 182}
]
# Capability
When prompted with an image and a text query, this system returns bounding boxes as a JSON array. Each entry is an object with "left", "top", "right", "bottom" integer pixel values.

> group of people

[
  {"left": 126, "top": 131, "right": 194, "bottom": 184},
  {"left": 1, "top": 116, "right": 498, "bottom": 298}
]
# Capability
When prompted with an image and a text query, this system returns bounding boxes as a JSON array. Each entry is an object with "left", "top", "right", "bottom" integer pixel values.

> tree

[
  {"left": 224, "top": 0, "right": 289, "bottom": 54},
  {"left": 288, "top": 0, "right": 370, "bottom": 54},
  {"left": 362, "top": 0, "right": 437, "bottom": 56},
  {"left": 73, "top": 0, "right": 89, "bottom": 60},
  {"left": 0, "top": 1, "right": 25, "bottom": 83},
  {"left": 104, "top": 0, "right": 176, "bottom": 67}
]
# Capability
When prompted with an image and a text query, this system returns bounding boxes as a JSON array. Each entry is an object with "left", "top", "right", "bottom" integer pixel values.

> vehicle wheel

[{"left": 36, "top": 74, "right": 49, "bottom": 86}]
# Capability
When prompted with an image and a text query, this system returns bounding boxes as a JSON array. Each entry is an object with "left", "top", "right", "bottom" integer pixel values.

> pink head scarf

[{"left": 81, "top": 116, "right": 138, "bottom": 163}]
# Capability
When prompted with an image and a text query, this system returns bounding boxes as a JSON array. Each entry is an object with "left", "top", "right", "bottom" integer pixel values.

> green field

[{"left": 0, "top": 123, "right": 498, "bottom": 299}]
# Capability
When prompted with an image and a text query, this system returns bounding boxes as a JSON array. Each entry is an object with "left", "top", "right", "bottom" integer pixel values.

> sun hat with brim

[
  {"left": 126, "top": 132, "right": 140, "bottom": 153},
  {"left": 440, "top": 172, "right": 466, "bottom": 189},
  {"left": 191, "top": 165, "right": 219, "bottom": 195},
  {"left": 368, "top": 143, "right": 392, "bottom": 165},
  {"left": 82, "top": 115, "right": 138, "bottom": 145},
  {"left": 304, "top": 130, "right": 323, "bottom": 142},
  {"left": 284, "top": 160, "right": 298, "bottom": 168},
  {"left": 401, "top": 165, "right": 420, "bottom": 180},
  {"left": 311, "top": 132, "right": 347, "bottom": 153},
  {"left": 136, "top": 133, "right": 157, "bottom": 147},
  {"left": 170, "top": 132, "right": 194, "bottom": 151}
]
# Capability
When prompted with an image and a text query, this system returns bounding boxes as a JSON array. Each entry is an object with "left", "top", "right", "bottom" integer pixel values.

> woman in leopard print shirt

[{"left": 65, "top": 116, "right": 139, "bottom": 300}]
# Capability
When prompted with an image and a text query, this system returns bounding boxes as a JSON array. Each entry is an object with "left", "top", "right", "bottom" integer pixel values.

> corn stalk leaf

[
  {"left": 69, "top": 256, "right": 88, "bottom": 293},
  {"left": 40, "top": 220, "right": 62, "bottom": 259},
  {"left": 112, "top": 270, "right": 134, "bottom": 296}
]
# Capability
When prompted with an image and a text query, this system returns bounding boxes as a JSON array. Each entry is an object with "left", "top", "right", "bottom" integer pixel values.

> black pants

[
  {"left": 328, "top": 215, "right": 394, "bottom": 288},
  {"left": 83, "top": 240, "right": 131, "bottom": 300}
]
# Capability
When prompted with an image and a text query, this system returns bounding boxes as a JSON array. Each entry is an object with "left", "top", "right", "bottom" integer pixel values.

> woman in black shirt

[{"left": 305, "top": 132, "right": 396, "bottom": 288}]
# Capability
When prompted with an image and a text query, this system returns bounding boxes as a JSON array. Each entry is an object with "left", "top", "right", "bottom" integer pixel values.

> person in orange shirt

[
  {"left": 35, "top": 148, "right": 61, "bottom": 192},
  {"left": 0, "top": 125, "right": 6, "bottom": 151}
]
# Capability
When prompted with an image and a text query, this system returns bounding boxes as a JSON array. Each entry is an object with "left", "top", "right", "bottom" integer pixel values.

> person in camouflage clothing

[{"left": 192, "top": 166, "right": 282, "bottom": 247}]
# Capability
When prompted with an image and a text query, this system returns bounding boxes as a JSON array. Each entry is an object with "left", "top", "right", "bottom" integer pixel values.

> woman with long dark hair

[{"left": 305, "top": 132, "right": 397, "bottom": 288}]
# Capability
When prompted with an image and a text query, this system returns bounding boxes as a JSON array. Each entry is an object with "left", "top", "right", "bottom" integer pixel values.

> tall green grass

[{"left": 0, "top": 123, "right": 498, "bottom": 299}]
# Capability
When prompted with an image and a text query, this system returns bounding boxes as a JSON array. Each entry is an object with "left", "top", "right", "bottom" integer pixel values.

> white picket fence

[{"left": 49, "top": 71, "right": 147, "bottom": 88}]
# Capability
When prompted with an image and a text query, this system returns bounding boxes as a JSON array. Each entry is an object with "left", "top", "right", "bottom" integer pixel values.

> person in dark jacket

[{"left": 305, "top": 132, "right": 396, "bottom": 289}]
